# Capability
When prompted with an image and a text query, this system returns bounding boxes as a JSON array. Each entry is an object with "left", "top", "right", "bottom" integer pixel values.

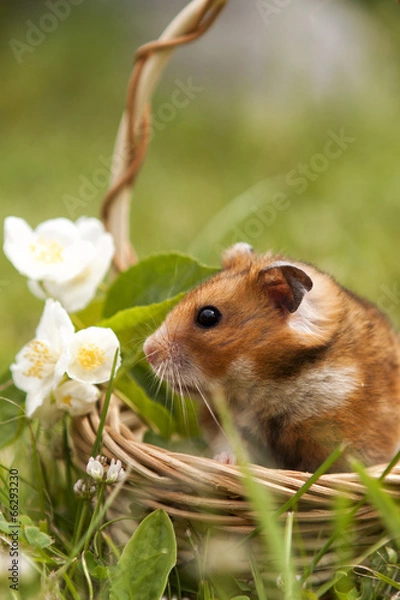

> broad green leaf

[
  {"left": 0, "top": 370, "right": 26, "bottom": 450},
  {"left": 104, "top": 252, "right": 218, "bottom": 318},
  {"left": 109, "top": 509, "right": 177, "bottom": 600},
  {"left": 99, "top": 295, "right": 184, "bottom": 347},
  {"left": 116, "top": 376, "right": 176, "bottom": 438},
  {"left": 24, "top": 525, "right": 53, "bottom": 549}
]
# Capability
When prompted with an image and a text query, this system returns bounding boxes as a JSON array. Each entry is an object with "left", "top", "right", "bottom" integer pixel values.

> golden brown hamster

[{"left": 144, "top": 243, "right": 400, "bottom": 472}]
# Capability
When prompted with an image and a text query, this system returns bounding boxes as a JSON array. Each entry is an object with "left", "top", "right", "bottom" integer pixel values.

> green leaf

[
  {"left": 333, "top": 575, "right": 360, "bottom": 600},
  {"left": 83, "top": 551, "right": 108, "bottom": 580},
  {"left": 23, "top": 525, "right": 53, "bottom": 549},
  {"left": 116, "top": 376, "right": 176, "bottom": 438},
  {"left": 104, "top": 252, "right": 218, "bottom": 318},
  {"left": 0, "top": 515, "right": 11, "bottom": 534},
  {"left": 109, "top": 509, "right": 177, "bottom": 600},
  {"left": 99, "top": 295, "right": 184, "bottom": 347},
  {"left": 0, "top": 370, "right": 27, "bottom": 450}
]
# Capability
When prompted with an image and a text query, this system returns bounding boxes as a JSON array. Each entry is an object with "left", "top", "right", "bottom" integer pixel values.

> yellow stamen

[
  {"left": 77, "top": 344, "right": 105, "bottom": 371},
  {"left": 62, "top": 394, "right": 72, "bottom": 406},
  {"left": 22, "top": 340, "right": 52, "bottom": 379},
  {"left": 29, "top": 237, "right": 64, "bottom": 265}
]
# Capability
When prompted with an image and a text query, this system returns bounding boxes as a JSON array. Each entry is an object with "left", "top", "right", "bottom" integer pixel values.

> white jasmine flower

[
  {"left": 4, "top": 217, "right": 93, "bottom": 283},
  {"left": 28, "top": 394, "right": 64, "bottom": 426},
  {"left": 11, "top": 299, "right": 74, "bottom": 417},
  {"left": 4, "top": 216, "right": 115, "bottom": 312},
  {"left": 10, "top": 299, "right": 120, "bottom": 425},
  {"left": 54, "top": 380, "right": 100, "bottom": 417},
  {"left": 64, "top": 327, "right": 121, "bottom": 384},
  {"left": 106, "top": 458, "right": 125, "bottom": 484},
  {"left": 29, "top": 218, "right": 115, "bottom": 312},
  {"left": 86, "top": 456, "right": 105, "bottom": 481}
]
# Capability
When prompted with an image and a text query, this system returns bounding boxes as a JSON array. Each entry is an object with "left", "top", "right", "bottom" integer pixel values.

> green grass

[{"left": 1, "top": 1, "right": 400, "bottom": 598}]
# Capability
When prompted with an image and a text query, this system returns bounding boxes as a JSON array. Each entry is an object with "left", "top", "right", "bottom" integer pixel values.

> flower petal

[
  {"left": 3, "top": 216, "right": 33, "bottom": 246},
  {"left": 3, "top": 216, "right": 94, "bottom": 283},
  {"left": 65, "top": 327, "right": 121, "bottom": 384},
  {"left": 42, "top": 239, "right": 93, "bottom": 283},
  {"left": 25, "top": 392, "right": 63, "bottom": 426},
  {"left": 27, "top": 279, "right": 47, "bottom": 301},
  {"left": 3, "top": 217, "right": 37, "bottom": 278},
  {"left": 11, "top": 339, "right": 58, "bottom": 397},
  {"left": 106, "top": 458, "right": 125, "bottom": 483},
  {"left": 75, "top": 217, "right": 107, "bottom": 243},
  {"left": 41, "top": 232, "right": 115, "bottom": 312},
  {"left": 86, "top": 456, "right": 105, "bottom": 481},
  {"left": 35, "top": 218, "right": 80, "bottom": 245},
  {"left": 36, "top": 299, "right": 75, "bottom": 354},
  {"left": 11, "top": 300, "right": 74, "bottom": 398},
  {"left": 54, "top": 380, "right": 100, "bottom": 416}
]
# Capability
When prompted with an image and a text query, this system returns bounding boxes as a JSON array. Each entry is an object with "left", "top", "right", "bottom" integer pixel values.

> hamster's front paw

[{"left": 213, "top": 451, "right": 237, "bottom": 465}]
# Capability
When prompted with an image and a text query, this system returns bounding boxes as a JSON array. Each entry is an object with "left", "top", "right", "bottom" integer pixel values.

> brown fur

[{"left": 144, "top": 243, "right": 400, "bottom": 472}]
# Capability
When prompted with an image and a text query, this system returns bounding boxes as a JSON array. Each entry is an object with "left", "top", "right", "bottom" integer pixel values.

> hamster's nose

[{"left": 143, "top": 337, "right": 162, "bottom": 367}]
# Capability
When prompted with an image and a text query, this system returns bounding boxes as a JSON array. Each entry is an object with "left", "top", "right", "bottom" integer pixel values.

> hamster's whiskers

[
  {"left": 174, "top": 370, "right": 190, "bottom": 434},
  {"left": 153, "top": 362, "right": 168, "bottom": 399},
  {"left": 194, "top": 383, "right": 227, "bottom": 438}
]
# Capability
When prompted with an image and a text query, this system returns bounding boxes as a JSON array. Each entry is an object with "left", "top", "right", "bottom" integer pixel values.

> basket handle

[{"left": 101, "top": 0, "right": 228, "bottom": 272}]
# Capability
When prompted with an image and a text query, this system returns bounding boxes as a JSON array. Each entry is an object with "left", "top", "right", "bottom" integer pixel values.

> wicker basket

[{"left": 72, "top": 395, "right": 400, "bottom": 587}]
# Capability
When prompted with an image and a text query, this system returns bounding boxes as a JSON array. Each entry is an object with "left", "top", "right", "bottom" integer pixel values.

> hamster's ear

[
  {"left": 222, "top": 242, "right": 254, "bottom": 270},
  {"left": 258, "top": 264, "right": 313, "bottom": 313}
]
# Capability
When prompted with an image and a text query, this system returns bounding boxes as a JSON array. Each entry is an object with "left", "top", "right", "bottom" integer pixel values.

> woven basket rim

[{"left": 72, "top": 396, "right": 400, "bottom": 510}]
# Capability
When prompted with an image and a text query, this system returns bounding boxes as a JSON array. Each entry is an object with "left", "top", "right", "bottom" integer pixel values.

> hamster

[{"left": 143, "top": 243, "right": 400, "bottom": 472}]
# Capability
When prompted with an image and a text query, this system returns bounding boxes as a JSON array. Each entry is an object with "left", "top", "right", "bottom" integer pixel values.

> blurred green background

[{"left": 1, "top": 0, "right": 400, "bottom": 371}]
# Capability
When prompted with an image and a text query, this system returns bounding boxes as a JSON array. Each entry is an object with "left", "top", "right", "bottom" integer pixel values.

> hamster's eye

[{"left": 196, "top": 306, "right": 222, "bottom": 328}]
